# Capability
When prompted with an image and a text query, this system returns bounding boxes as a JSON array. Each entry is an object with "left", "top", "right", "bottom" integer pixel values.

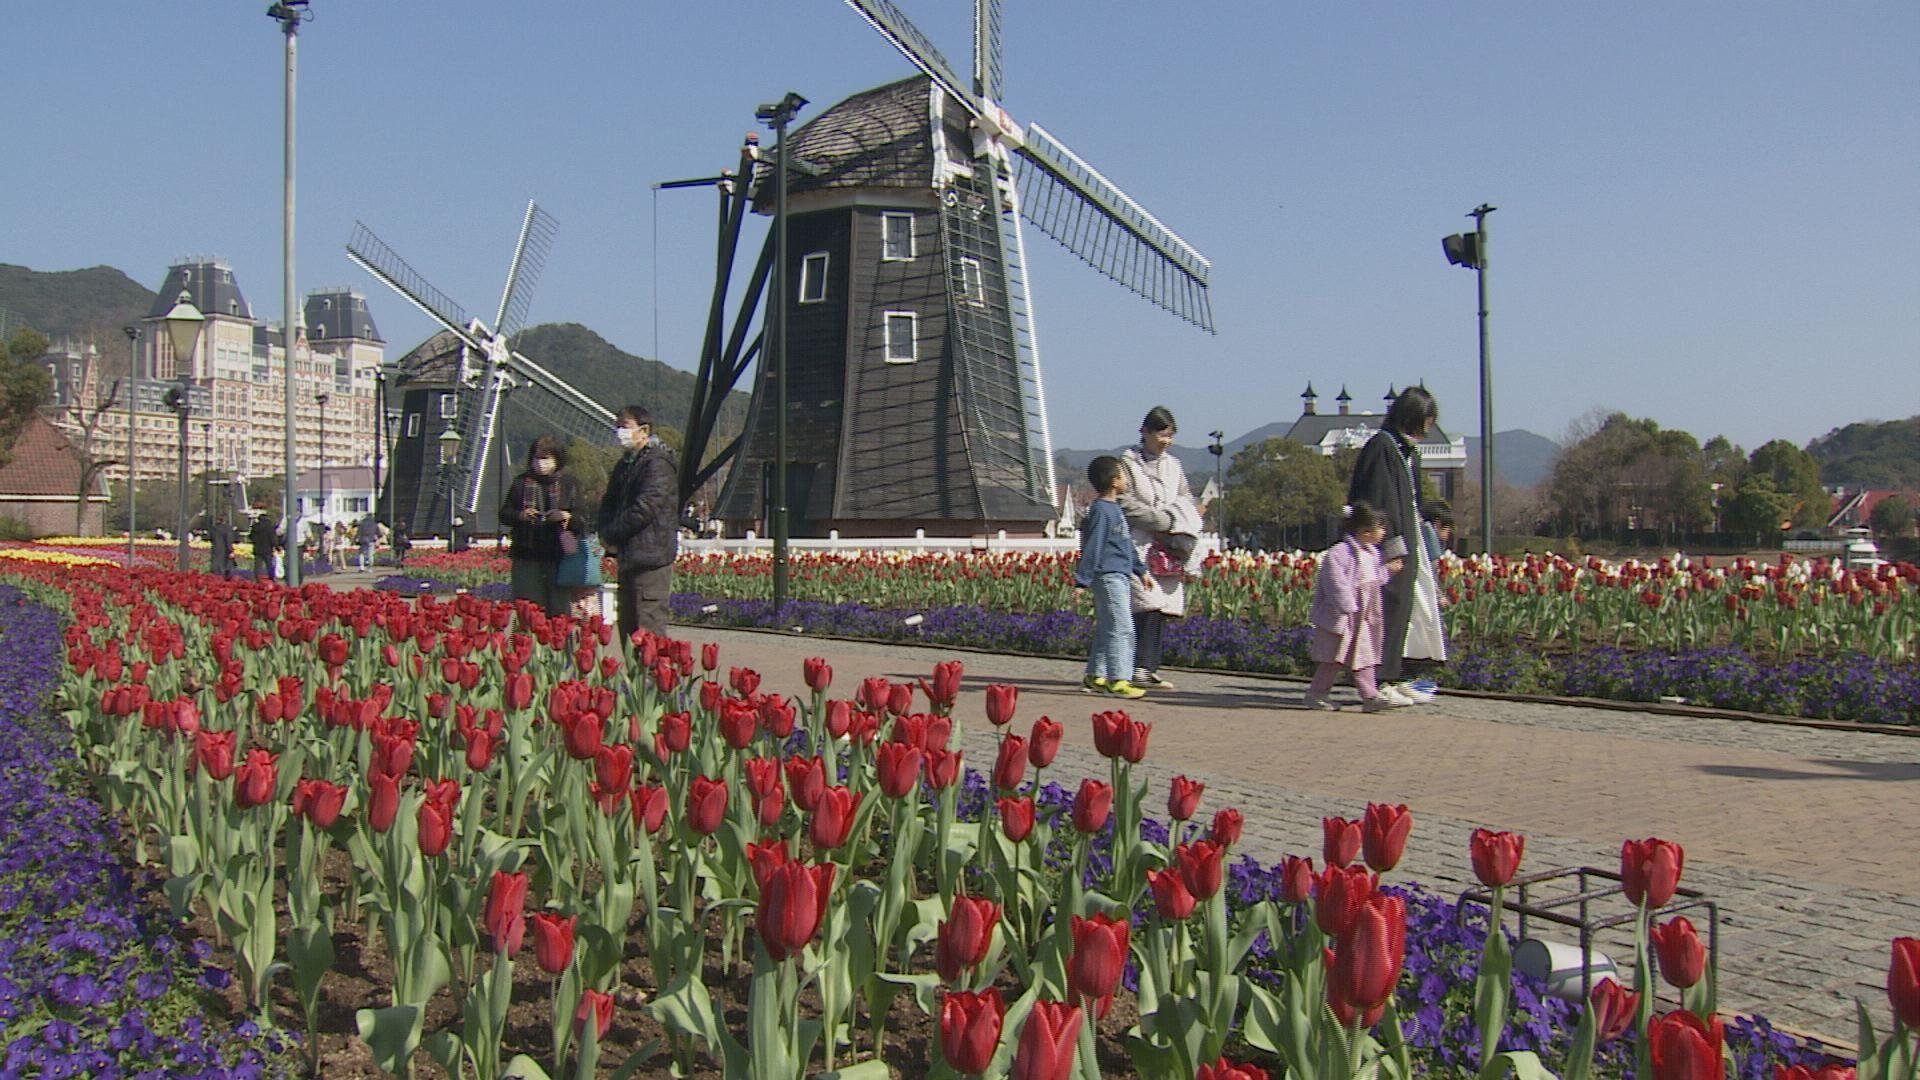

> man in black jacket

[
  {"left": 597, "top": 405, "right": 678, "bottom": 644},
  {"left": 246, "top": 511, "right": 280, "bottom": 581}
]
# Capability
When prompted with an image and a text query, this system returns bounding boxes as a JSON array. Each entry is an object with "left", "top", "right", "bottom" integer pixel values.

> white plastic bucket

[{"left": 1513, "top": 938, "right": 1617, "bottom": 1001}]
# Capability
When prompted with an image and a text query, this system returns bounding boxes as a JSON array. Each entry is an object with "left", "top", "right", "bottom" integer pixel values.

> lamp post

[
  {"left": 385, "top": 402, "right": 402, "bottom": 545},
  {"left": 757, "top": 91, "right": 807, "bottom": 618},
  {"left": 1444, "top": 204, "right": 1495, "bottom": 554},
  {"left": 122, "top": 325, "right": 140, "bottom": 565},
  {"left": 438, "top": 427, "right": 462, "bottom": 547},
  {"left": 315, "top": 391, "right": 330, "bottom": 534},
  {"left": 270, "top": 0, "right": 310, "bottom": 585},
  {"left": 1208, "top": 429, "right": 1225, "bottom": 540},
  {"left": 162, "top": 291, "right": 205, "bottom": 571}
]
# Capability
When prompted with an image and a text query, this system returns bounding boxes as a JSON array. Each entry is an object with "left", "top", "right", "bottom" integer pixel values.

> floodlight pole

[
  {"left": 1469, "top": 204, "right": 1494, "bottom": 555},
  {"left": 271, "top": 0, "right": 307, "bottom": 586},
  {"left": 123, "top": 326, "right": 140, "bottom": 565},
  {"left": 759, "top": 91, "right": 807, "bottom": 617}
]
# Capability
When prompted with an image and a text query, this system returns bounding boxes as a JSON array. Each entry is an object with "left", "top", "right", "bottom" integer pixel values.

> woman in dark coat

[
  {"left": 499, "top": 435, "right": 586, "bottom": 617},
  {"left": 1347, "top": 386, "right": 1447, "bottom": 702}
]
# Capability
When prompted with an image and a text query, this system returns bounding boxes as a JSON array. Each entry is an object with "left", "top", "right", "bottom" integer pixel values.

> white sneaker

[
  {"left": 1302, "top": 693, "right": 1339, "bottom": 711},
  {"left": 1378, "top": 684, "right": 1418, "bottom": 707},
  {"left": 1361, "top": 694, "right": 1404, "bottom": 713}
]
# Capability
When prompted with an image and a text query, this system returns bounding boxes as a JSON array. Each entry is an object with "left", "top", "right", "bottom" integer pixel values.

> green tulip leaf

[
  {"left": 423, "top": 1030, "right": 465, "bottom": 1077},
  {"left": 503, "top": 1054, "right": 555, "bottom": 1080},
  {"left": 817, "top": 1061, "right": 896, "bottom": 1079},
  {"left": 1478, "top": 1050, "right": 1559, "bottom": 1080},
  {"left": 1119, "top": 1032, "right": 1187, "bottom": 1080},
  {"left": 874, "top": 971, "right": 943, "bottom": 1016},
  {"left": 288, "top": 923, "right": 334, "bottom": 1004},
  {"left": 354, "top": 1003, "right": 425, "bottom": 1077}
]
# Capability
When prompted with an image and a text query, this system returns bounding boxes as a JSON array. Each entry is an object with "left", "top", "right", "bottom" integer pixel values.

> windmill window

[
  {"left": 439, "top": 393, "right": 457, "bottom": 419},
  {"left": 798, "top": 252, "right": 829, "bottom": 304},
  {"left": 881, "top": 213, "right": 915, "bottom": 261},
  {"left": 883, "top": 311, "right": 917, "bottom": 364},
  {"left": 959, "top": 257, "right": 986, "bottom": 305},
  {"left": 405, "top": 413, "right": 421, "bottom": 438}
]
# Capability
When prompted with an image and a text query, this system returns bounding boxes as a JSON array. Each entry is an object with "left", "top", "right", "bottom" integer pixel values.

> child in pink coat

[{"left": 1304, "top": 502, "right": 1403, "bottom": 712}]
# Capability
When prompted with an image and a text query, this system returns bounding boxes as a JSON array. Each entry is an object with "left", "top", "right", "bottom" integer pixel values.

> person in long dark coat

[
  {"left": 1347, "top": 386, "right": 1447, "bottom": 702},
  {"left": 499, "top": 435, "right": 586, "bottom": 617}
]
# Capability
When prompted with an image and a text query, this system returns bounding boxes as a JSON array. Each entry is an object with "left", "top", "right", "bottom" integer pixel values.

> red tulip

[
  {"left": 920, "top": 714, "right": 954, "bottom": 754},
  {"left": 574, "top": 988, "right": 614, "bottom": 1040},
  {"left": 483, "top": 871, "right": 528, "bottom": 954},
  {"left": 1280, "top": 855, "right": 1316, "bottom": 904},
  {"left": 1470, "top": 828, "right": 1526, "bottom": 888},
  {"left": 291, "top": 778, "right": 347, "bottom": 829},
  {"left": 747, "top": 839, "right": 792, "bottom": 893},
  {"left": 925, "top": 659, "right": 963, "bottom": 709},
  {"left": 1071, "top": 779, "right": 1112, "bottom": 834},
  {"left": 825, "top": 699, "right": 853, "bottom": 739},
  {"left": 1648, "top": 1010, "right": 1724, "bottom": 1080},
  {"left": 784, "top": 755, "right": 827, "bottom": 813},
  {"left": 1198, "top": 1061, "right": 1272, "bottom": 1080},
  {"left": 701, "top": 642, "right": 719, "bottom": 672},
  {"left": 1176, "top": 840, "right": 1225, "bottom": 900},
  {"left": 1091, "top": 710, "right": 1129, "bottom": 758},
  {"left": 758, "top": 860, "right": 836, "bottom": 961},
  {"left": 657, "top": 710, "right": 691, "bottom": 754},
  {"left": 998, "top": 795, "right": 1035, "bottom": 843},
  {"left": 992, "top": 735, "right": 1028, "bottom": 792},
  {"left": 744, "top": 756, "right": 783, "bottom": 803},
  {"left": 877, "top": 741, "right": 923, "bottom": 799},
  {"left": 1148, "top": 867, "right": 1196, "bottom": 921},
  {"left": 1211, "top": 807, "right": 1244, "bottom": 847},
  {"left": 686, "top": 775, "right": 728, "bottom": 835},
  {"left": 195, "top": 730, "right": 238, "bottom": 780},
  {"left": 856, "top": 676, "right": 892, "bottom": 712},
  {"left": 758, "top": 694, "right": 797, "bottom": 738},
  {"left": 1167, "top": 775, "right": 1204, "bottom": 821},
  {"left": 1652, "top": 915, "right": 1707, "bottom": 990},
  {"left": 940, "top": 988, "right": 1005, "bottom": 1076},
  {"left": 1325, "top": 948, "right": 1386, "bottom": 1031},
  {"left": 1315, "top": 864, "right": 1378, "bottom": 937},
  {"left": 234, "top": 748, "right": 278, "bottom": 809},
  {"left": 1027, "top": 716, "right": 1063, "bottom": 768},
  {"left": 984, "top": 683, "right": 1018, "bottom": 727},
  {"left": 629, "top": 783, "right": 669, "bottom": 834},
  {"left": 924, "top": 747, "right": 963, "bottom": 790},
  {"left": 1361, "top": 802, "right": 1412, "bottom": 872},
  {"left": 1119, "top": 716, "right": 1151, "bottom": 763},
  {"left": 1589, "top": 977, "right": 1640, "bottom": 1042},
  {"left": 650, "top": 659, "right": 677, "bottom": 694},
  {"left": 1329, "top": 894, "right": 1407, "bottom": 1012},
  {"left": 1889, "top": 937, "right": 1920, "bottom": 1028},
  {"left": 464, "top": 730, "right": 496, "bottom": 772},
  {"left": 1322, "top": 816, "right": 1362, "bottom": 868},
  {"left": 718, "top": 699, "right": 758, "bottom": 750},
  {"left": 418, "top": 794, "right": 455, "bottom": 857},
  {"left": 562, "top": 711, "right": 605, "bottom": 760},
  {"left": 887, "top": 682, "right": 915, "bottom": 717},
  {"left": 699, "top": 680, "right": 723, "bottom": 714},
  {"left": 808, "top": 786, "right": 862, "bottom": 850},
  {"left": 1776, "top": 1066, "right": 1857, "bottom": 1080},
  {"left": 1621, "top": 837, "right": 1686, "bottom": 909},
  {"left": 593, "top": 744, "right": 633, "bottom": 794},
  {"left": 504, "top": 671, "right": 533, "bottom": 712},
  {"left": 1068, "top": 912, "right": 1130, "bottom": 1003},
  {"left": 530, "top": 911, "right": 575, "bottom": 973},
  {"left": 803, "top": 656, "right": 832, "bottom": 693},
  {"left": 1011, "top": 1000, "right": 1081, "bottom": 1080},
  {"left": 729, "top": 666, "right": 761, "bottom": 697},
  {"left": 367, "top": 771, "right": 400, "bottom": 832},
  {"left": 935, "top": 895, "right": 1001, "bottom": 984}
]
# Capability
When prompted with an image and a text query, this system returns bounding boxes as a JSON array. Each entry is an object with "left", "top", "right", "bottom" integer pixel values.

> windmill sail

[
  {"left": 346, "top": 222, "right": 481, "bottom": 352},
  {"left": 494, "top": 201, "right": 558, "bottom": 342}
]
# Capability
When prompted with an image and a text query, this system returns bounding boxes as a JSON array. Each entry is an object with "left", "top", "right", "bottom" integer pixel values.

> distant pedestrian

[
  {"left": 1076, "top": 455, "right": 1152, "bottom": 700},
  {"left": 597, "top": 405, "right": 679, "bottom": 645},
  {"left": 1348, "top": 385, "right": 1448, "bottom": 703},
  {"left": 1304, "top": 502, "right": 1400, "bottom": 712},
  {"left": 393, "top": 525, "right": 411, "bottom": 569},
  {"left": 500, "top": 435, "right": 585, "bottom": 617},
  {"left": 356, "top": 512, "right": 381, "bottom": 571},
  {"left": 208, "top": 516, "right": 235, "bottom": 578},
  {"left": 1117, "top": 406, "right": 1205, "bottom": 690},
  {"left": 247, "top": 512, "right": 279, "bottom": 581}
]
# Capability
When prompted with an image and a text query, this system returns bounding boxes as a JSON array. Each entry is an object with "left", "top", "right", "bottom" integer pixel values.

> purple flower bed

[
  {"left": 672, "top": 593, "right": 1920, "bottom": 726},
  {"left": 0, "top": 587, "right": 294, "bottom": 1077}
]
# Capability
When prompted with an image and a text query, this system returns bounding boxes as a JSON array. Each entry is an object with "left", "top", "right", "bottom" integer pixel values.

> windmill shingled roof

[
  {"left": 0, "top": 414, "right": 106, "bottom": 498},
  {"left": 755, "top": 76, "right": 936, "bottom": 210}
]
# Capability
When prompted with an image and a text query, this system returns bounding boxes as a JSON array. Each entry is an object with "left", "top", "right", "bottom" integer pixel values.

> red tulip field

[{"left": 12, "top": 560, "right": 1919, "bottom": 1078}]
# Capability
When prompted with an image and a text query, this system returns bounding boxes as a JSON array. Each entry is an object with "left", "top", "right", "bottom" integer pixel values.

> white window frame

[
  {"left": 405, "top": 413, "right": 421, "bottom": 438},
  {"left": 883, "top": 311, "right": 917, "bottom": 364},
  {"left": 798, "top": 251, "right": 829, "bottom": 304},
  {"left": 959, "top": 256, "right": 986, "bottom": 306},
  {"left": 881, "top": 212, "right": 915, "bottom": 261},
  {"left": 439, "top": 392, "right": 457, "bottom": 419}
]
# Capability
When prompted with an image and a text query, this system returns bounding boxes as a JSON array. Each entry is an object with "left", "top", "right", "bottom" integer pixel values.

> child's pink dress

[{"left": 1308, "top": 535, "right": 1385, "bottom": 671}]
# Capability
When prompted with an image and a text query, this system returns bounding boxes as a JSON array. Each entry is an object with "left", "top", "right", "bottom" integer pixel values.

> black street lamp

[
  {"left": 1208, "top": 429, "right": 1226, "bottom": 539},
  {"left": 316, "top": 391, "right": 330, "bottom": 535},
  {"left": 438, "top": 427, "right": 463, "bottom": 547},
  {"left": 161, "top": 291, "right": 205, "bottom": 571},
  {"left": 122, "top": 325, "right": 140, "bottom": 565},
  {"left": 1444, "top": 204, "right": 1495, "bottom": 554},
  {"left": 757, "top": 90, "right": 807, "bottom": 617}
]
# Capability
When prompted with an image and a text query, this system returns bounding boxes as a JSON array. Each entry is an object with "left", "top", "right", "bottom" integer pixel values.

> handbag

[
  {"left": 557, "top": 533, "right": 603, "bottom": 588},
  {"left": 1147, "top": 542, "right": 1182, "bottom": 578}
]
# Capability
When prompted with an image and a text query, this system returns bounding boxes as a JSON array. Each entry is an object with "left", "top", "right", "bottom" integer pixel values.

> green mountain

[
  {"left": 1808, "top": 416, "right": 1920, "bottom": 489},
  {"left": 510, "top": 322, "right": 751, "bottom": 463},
  {"left": 0, "top": 264, "right": 155, "bottom": 360}
]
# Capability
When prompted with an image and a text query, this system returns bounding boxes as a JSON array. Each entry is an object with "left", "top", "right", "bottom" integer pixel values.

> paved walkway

[{"left": 680, "top": 626, "right": 1920, "bottom": 1043}]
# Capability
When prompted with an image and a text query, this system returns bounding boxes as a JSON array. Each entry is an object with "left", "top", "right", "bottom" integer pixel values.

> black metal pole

[
  {"left": 1470, "top": 204, "right": 1495, "bottom": 554},
  {"left": 124, "top": 326, "right": 139, "bottom": 564},
  {"left": 759, "top": 92, "right": 807, "bottom": 616},
  {"left": 175, "top": 385, "right": 189, "bottom": 571}
]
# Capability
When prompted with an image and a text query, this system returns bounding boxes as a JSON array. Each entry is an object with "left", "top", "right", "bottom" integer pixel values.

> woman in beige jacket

[{"left": 1116, "top": 406, "right": 1203, "bottom": 690}]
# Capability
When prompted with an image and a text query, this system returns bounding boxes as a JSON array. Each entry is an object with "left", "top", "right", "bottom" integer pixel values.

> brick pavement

[{"left": 679, "top": 625, "right": 1920, "bottom": 1042}]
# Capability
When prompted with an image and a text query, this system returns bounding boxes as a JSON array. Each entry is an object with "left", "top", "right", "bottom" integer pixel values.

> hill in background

[
  {"left": 1808, "top": 416, "right": 1920, "bottom": 489},
  {"left": 0, "top": 264, "right": 156, "bottom": 368}
]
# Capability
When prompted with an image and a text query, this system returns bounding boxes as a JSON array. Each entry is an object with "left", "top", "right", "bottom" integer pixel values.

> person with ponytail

[{"left": 1303, "top": 501, "right": 1402, "bottom": 712}]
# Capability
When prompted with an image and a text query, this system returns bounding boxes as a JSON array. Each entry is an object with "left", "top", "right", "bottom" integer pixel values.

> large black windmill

[
  {"left": 346, "top": 202, "right": 615, "bottom": 539},
  {"left": 679, "top": 0, "right": 1214, "bottom": 538}
]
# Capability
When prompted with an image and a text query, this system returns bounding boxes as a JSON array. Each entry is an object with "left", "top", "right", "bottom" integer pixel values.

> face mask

[
  {"left": 614, "top": 427, "right": 635, "bottom": 449},
  {"left": 533, "top": 458, "right": 556, "bottom": 476}
]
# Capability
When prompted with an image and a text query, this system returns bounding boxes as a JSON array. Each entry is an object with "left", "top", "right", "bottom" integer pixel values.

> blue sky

[{"left": 6, "top": 2, "right": 1916, "bottom": 456}]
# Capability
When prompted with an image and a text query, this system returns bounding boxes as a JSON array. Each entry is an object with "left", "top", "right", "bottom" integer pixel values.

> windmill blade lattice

[
  {"left": 844, "top": 0, "right": 979, "bottom": 119},
  {"left": 1013, "top": 124, "right": 1215, "bottom": 331},
  {"left": 973, "top": 0, "right": 1004, "bottom": 99},
  {"left": 345, "top": 222, "right": 480, "bottom": 351},
  {"left": 494, "top": 201, "right": 558, "bottom": 342}
]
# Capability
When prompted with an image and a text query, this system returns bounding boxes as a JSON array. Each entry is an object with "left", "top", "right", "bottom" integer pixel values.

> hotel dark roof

[
  {"left": 150, "top": 261, "right": 251, "bottom": 320},
  {"left": 304, "top": 290, "right": 383, "bottom": 343}
]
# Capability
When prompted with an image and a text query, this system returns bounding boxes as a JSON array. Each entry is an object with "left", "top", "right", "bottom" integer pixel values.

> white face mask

[
  {"left": 614, "top": 427, "right": 635, "bottom": 449},
  {"left": 533, "top": 457, "right": 556, "bottom": 476}
]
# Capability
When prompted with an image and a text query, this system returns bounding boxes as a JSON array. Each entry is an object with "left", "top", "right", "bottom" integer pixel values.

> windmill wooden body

[{"left": 681, "top": 0, "right": 1214, "bottom": 538}]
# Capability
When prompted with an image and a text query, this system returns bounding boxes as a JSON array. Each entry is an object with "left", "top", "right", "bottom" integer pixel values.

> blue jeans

[{"left": 1085, "top": 572, "right": 1136, "bottom": 681}]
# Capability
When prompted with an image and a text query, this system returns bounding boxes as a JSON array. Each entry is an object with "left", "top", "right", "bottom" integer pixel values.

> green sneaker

[
  {"left": 1106, "top": 679, "right": 1147, "bottom": 700},
  {"left": 1082, "top": 675, "right": 1109, "bottom": 693}
]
